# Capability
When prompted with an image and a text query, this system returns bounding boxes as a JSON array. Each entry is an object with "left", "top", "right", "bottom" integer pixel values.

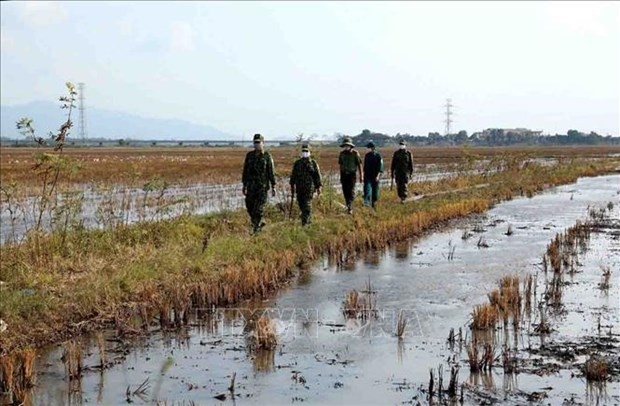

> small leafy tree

[{"left": 15, "top": 82, "right": 80, "bottom": 250}]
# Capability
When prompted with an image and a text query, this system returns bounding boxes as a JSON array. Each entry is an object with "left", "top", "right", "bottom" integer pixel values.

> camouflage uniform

[
  {"left": 390, "top": 146, "right": 414, "bottom": 201},
  {"left": 338, "top": 137, "right": 362, "bottom": 213},
  {"left": 242, "top": 139, "right": 276, "bottom": 233},
  {"left": 290, "top": 153, "right": 322, "bottom": 225}
]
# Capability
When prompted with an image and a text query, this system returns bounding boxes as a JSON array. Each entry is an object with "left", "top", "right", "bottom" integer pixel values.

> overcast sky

[{"left": 1, "top": 1, "right": 618, "bottom": 138}]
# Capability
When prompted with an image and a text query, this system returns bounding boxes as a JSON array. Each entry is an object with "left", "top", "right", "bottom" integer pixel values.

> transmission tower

[
  {"left": 78, "top": 82, "right": 87, "bottom": 139},
  {"left": 444, "top": 98, "right": 454, "bottom": 136}
]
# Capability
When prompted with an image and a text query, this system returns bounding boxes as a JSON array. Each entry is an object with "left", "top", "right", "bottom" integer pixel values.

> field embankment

[{"left": 1, "top": 154, "right": 618, "bottom": 357}]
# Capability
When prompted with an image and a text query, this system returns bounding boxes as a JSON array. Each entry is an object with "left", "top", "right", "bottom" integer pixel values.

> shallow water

[
  {"left": 1, "top": 165, "right": 460, "bottom": 244},
  {"left": 25, "top": 174, "right": 620, "bottom": 405}
]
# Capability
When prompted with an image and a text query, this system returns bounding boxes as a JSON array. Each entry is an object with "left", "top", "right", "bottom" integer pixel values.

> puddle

[{"left": 17, "top": 174, "right": 620, "bottom": 405}]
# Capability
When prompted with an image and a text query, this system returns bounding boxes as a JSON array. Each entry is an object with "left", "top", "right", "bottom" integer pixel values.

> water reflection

[
  {"left": 393, "top": 241, "right": 410, "bottom": 261},
  {"left": 252, "top": 349, "right": 275, "bottom": 373},
  {"left": 586, "top": 381, "right": 608, "bottom": 406},
  {"left": 397, "top": 340, "right": 406, "bottom": 365},
  {"left": 468, "top": 370, "right": 495, "bottom": 391},
  {"left": 18, "top": 174, "right": 620, "bottom": 405},
  {"left": 502, "top": 372, "right": 519, "bottom": 394},
  {"left": 362, "top": 250, "right": 380, "bottom": 267}
]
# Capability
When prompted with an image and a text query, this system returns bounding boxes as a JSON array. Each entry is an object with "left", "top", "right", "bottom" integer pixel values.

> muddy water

[{"left": 29, "top": 174, "right": 620, "bottom": 405}]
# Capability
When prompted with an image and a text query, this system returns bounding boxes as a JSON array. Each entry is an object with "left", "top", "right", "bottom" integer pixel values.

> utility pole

[
  {"left": 444, "top": 98, "right": 454, "bottom": 136},
  {"left": 78, "top": 82, "right": 87, "bottom": 140}
]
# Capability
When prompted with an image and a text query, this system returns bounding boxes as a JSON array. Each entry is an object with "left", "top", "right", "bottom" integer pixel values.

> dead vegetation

[
  {"left": 396, "top": 310, "right": 407, "bottom": 338},
  {"left": 584, "top": 354, "right": 609, "bottom": 382},
  {"left": 251, "top": 315, "right": 278, "bottom": 351},
  {"left": 4, "top": 145, "right": 617, "bottom": 189},
  {"left": 599, "top": 265, "right": 612, "bottom": 291},
  {"left": 1, "top": 150, "right": 618, "bottom": 388},
  {"left": 0, "top": 348, "right": 36, "bottom": 405},
  {"left": 467, "top": 338, "right": 495, "bottom": 372},
  {"left": 62, "top": 340, "right": 83, "bottom": 381},
  {"left": 471, "top": 303, "right": 499, "bottom": 331}
]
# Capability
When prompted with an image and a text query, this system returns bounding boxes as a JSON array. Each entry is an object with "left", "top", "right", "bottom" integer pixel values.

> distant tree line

[{"left": 347, "top": 128, "right": 620, "bottom": 147}]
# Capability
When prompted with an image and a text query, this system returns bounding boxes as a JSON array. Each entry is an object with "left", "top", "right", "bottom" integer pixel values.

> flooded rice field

[
  {"left": 20, "top": 174, "right": 620, "bottom": 405},
  {"left": 0, "top": 163, "right": 476, "bottom": 245}
]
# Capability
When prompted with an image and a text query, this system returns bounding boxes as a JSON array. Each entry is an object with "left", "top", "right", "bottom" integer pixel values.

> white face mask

[
  {"left": 302, "top": 151, "right": 310, "bottom": 158},
  {"left": 399, "top": 145, "right": 406, "bottom": 150}
]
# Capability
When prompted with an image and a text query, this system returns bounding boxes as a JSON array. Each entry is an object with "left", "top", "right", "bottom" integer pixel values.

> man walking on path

[
  {"left": 242, "top": 133, "right": 277, "bottom": 234},
  {"left": 338, "top": 137, "right": 362, "bottom": 214},
  {"left": 390, "top": 138, "right": 414, "bottom": 203},
  {"left": 363, "top": 141, "right": 384, "bottom": 209},
  {"left": 290, "top": 143, "right": 322, "bottom": 226}
]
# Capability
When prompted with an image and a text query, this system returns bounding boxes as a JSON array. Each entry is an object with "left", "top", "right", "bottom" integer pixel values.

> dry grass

[
  {"left": 62, "top": 340, "right": 83, "bottom": 381},
  {"left": 343, "top": 290, "right": 365, "bottom": 319},
  {"left": 471, "top": 303, "right": 499, "bottom": 331},
  {"left": 2, "top": 145, "right": 618, "bottom": 189},
  {"left": 0, "top": 355, "right": 14, "bottom": 395},
  {"left": 0, "top": 348, "right": 36, "bottom": 404},
  {"left": 0, "top": 156, "right": 618, "bottom": 357},
  {"left": 252, "top": 315, "right": 277, "bottom": 351},
  {"left": 584, "top": 355, "right": 609, "bottom": 382},
  {"left": 396, "top": 310, "right": 407, "bottom": 338}
]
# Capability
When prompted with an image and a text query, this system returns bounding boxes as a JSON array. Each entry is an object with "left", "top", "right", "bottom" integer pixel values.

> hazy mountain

[{"left": 1, "top": 101, "right": 237, "bottom": 140}]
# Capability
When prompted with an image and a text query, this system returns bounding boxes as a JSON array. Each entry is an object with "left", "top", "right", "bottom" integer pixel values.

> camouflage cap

[
  {"left": 253, "top": 133, "right": 264, "bottom": 142},
  {"left": 301, "top": 143, "right": 310, "bottom": 152}
]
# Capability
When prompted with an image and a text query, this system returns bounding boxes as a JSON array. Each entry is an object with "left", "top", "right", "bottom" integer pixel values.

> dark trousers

[
  {"left": 296, "top": 191, "right": 313, "bottom": 225},
  {"left": 340, "top": 172, "right": 356, "bottom": 208},
  {"left": 394, "top": 172, "right": 408, "bottom": 200},
  {"left": 363, "top": 180, "right": 380, "bottom": 207},
  {"left": 245, "top": 189, "right": 267, "bottom": 230}
]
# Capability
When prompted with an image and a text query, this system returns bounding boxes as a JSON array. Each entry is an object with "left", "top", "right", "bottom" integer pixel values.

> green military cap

[{"left": 253, "top": 133, "right": 264, "bottom": 142}]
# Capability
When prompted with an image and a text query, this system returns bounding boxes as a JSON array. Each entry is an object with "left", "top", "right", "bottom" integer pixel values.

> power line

[
  {"left": 444, "top": 98, "right": 454, "bottom": 136},
  {"left": 78, "top": 82, "right": 87, "bottom": 139}
]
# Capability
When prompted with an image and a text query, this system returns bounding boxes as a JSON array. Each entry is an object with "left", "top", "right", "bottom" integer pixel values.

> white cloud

[
  {"left": 20, "top": 1, "right": 67, "bottom": 27},
  {"left": 169, "top": 21, "right": 194, "bottom": 52}
]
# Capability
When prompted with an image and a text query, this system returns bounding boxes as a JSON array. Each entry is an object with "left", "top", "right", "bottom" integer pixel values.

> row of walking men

[{"left": 242, "top": 133, "right": 414, "bottom": 234}]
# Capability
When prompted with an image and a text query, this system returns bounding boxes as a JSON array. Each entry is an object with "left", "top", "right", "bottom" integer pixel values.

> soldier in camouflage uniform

[
  {"left": 390, "top": 138, "right": 414, "bottom": 203},
  {"left": 338, "top": 137, "right": 362, "bottom": 214},
  {"left": 290, "top": 144, "right": 322, "bottom": 226},
  {"left": 242, "top": 133, "right": 277, "bottom": 234}
]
